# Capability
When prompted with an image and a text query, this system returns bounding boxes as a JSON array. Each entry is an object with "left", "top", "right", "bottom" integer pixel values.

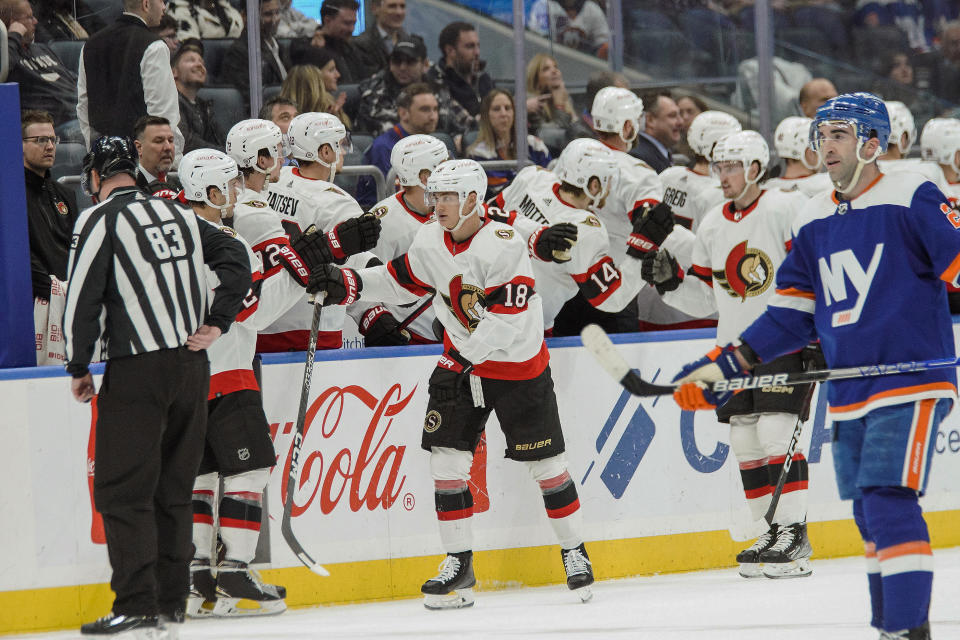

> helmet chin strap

[
  {"left": 315, "top": 146, "right": 342, "bottom": 182},
  {"left": 445, "top": 199, "right": 480, "bottom": 234},
  {"left": 253, "top": 155, "right": 281, "bottom": 179},
  {"left": 733, "top": 165, "right": 761, "bottom": 202},
  {"left": 619, "top": 119, "right": 639, "bottom": 146},
  {"left": 833, "top": 140, "right": 880, "bottom": 195}
]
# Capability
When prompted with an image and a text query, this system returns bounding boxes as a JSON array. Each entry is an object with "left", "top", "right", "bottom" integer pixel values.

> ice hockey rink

[{"left": 14, "top": 547, "right": 960, "bottom": 640}]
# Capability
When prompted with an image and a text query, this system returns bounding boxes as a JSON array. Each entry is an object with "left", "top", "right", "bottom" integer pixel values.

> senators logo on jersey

[
  {"left": 713, "top": 241, "right": 774, "bottom": 300},
  {"left": 441, "top": 274, "right": 485, "bottom": 332}
]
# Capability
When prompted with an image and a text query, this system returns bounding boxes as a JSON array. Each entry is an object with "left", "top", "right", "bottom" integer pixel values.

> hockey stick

[
  {"left": 397, "top": 294, "right": 435, "bottom": 332},
  {"left": 280, "top": 296, "right": 330, "bottom": 577},
  {"left": 580, "top": 324, "right": 960, "bottom": 397}
]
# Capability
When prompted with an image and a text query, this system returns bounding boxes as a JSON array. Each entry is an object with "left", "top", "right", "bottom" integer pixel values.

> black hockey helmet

[{"left": 81, "top": 135, "right": 139, "bottom": 196}]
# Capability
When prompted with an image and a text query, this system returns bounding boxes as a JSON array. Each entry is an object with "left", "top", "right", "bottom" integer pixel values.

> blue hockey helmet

[{"left": 809, "top": 92, "right": 891, "bottom": 154}]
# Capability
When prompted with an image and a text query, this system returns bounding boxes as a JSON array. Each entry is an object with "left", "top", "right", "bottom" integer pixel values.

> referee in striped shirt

[{"left": 64, "top": 136, "right": 251, "bottom": 636}]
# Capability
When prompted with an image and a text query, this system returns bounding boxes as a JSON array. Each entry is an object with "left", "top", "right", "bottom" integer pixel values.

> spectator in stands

[
  {"left": 151, "top": 14, "right": 180, "bottom": 53},
  {"left": 352, "top": 0, "right": 424, "bottom": 78},
  {"left": 934, "top": 21, "right": 960, "bottom": 103},
  {"left": 854, "top": 0, "right": 928, "bottom": 51},
  {"left": 287, "top": 43, "right": 347, "bottom": 109},
  {"left": 172, "top": 39, "right": 224, "bottom": 152},
  {"left": 34, "top": 0, "right": 105, "bottom": 41},
  {"left": 166, "top": 0, "right": 242, "bottom": 39},
  {"left": 570, "top": 69, "right": 629, "bottom": 139},
  {"left": 280, "top": 64, "right": 352, "bottom": 129},
  {"left": 133, "top": 115, "right": 181, "bottom": 196},
  {"left": 467, "top": 89, "right": 552, "bottom": 199},
  {"left": 797, "top": 77, "right": 838, "bottom": 118},
  {"left": 316, "top": 0, "right": 365, "bottom": 84},
  {"left": 221, "top": 0, "right": 289, "bottom": 102},
  {"left": 632, "top": 91, "right": 681, "bottom": 173},
  {"left": 276, "top": 0, "right": 318, "bottom": 38},
  {"left": 528, "top": 0, "right": 610, "bottom": 59},
  {"left": 78, "top": 0, "right": 183, "bottom": 155},
  {"left": 525, "top": 53, "right": 577, "bottom": 143},
  {"left": 356, "top": 83, "right": 440, "bottom": 207},
  {"left": 355, "top": 37, "right": 471, "bottom": 137},
  {"left": 260, "top": 95, "right": 298, "bottom": 134},
  {"left": 426, "top": 21, "right": 494, "bottom": 119},
  {"left": 676, "top": 94, "right": 707, "bottom": 161}
]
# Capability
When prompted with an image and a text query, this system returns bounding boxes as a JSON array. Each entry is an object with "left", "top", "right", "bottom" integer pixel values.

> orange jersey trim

[{"left": 828, "top": 382, "right": 957, "bottom": 415}]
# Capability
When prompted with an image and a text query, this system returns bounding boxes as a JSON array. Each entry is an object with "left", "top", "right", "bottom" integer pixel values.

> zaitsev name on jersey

[
  {"left": 358, "top": 218, "right": 548, "bottom": 378},
  {"left": 743, "top": 173, "right": 960, "bottom": 420},
  {"left": 661, "top": 188, "right": 808, "bottom": 345}
]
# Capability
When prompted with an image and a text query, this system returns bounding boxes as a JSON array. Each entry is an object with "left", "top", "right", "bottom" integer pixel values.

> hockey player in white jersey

[
  {"left": 258, "top": 112, "right": 384, "bottom": 351},
  {"left": 878, "top": 101, "right": 947, "bottom": 191},
  {"left": 305, "top": 159, "right": 595, "bottom": 608},
  {"left": 763, "top": 116, "right": 833, "bottom": 197},
  {"left": 642, "top": 131, "right": 815, "bottom": 579},
  {"left": 919, "top": 117, "right": 960, "bottom": 203}
]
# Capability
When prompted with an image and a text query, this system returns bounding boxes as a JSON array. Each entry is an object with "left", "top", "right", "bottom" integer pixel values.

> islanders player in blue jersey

[{"left": 673, "top": 93, "right": 956, "bottom": 639}]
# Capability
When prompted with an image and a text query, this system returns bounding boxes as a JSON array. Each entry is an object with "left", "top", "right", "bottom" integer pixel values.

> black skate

[
  {"left": 561, "top": 543, "right": 594, "bottom": 602},
  {"left": 760, "top": 522, "right": 812, "bottom": 578},
  {"left": 80, "top": 612, "right": 158, "bottom": 637},
  {"left": 736, "top": 524, "right": 778, "bottom": 578},
  {"left": 879, "top": 621, "right": 931, "bottom": 639},
  {"left": 186, "top": 558, "right": 217, "bottom": 618},
  {"left": 421, "top": 551, "right": 476, "bottom": 610},
  {"left": 214, "top": 560, "right": 287, "bottom": 617}
]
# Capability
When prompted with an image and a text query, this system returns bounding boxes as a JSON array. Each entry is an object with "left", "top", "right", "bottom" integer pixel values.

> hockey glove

[
  {"left": 305, "top": 264, "right": 362, "bottom": 305},
  {"left": 801, "top": 342, "right": 826, "bottom": 372},
  {"left": 641, "top": 249, "right": 683, "bottom": 294},
  {"left": 428, "top": 348, "right": 473, "bottom": 402},
  {"left": 290, "top": 224, "right": 335, "bottom": 271},
  {"left": 360, "top": 305, "right": 411, "bottom": 346},
  {"left": 529, "top": 223, "right": 579, "bottom": 263},
  {"left": 626, "top": 201, "right": 675, "bottom": 258},
  {"left": 671, "top": 344, "right": 755, "bottom": 411},
  {"left": 326, "top": 213, "right": 382, "bottom": 260}
]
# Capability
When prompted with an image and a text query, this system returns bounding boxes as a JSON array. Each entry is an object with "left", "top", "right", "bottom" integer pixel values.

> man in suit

[
  {"left": 631, "top": 91, "right": 682, "bottom": 173},
  {"left": 351, "top": 0, "right": 425, "bottom": 79},
  {"left": 221, "top": 0, "right": 288, "bottom": 101},
  {"left": 133, "top": 115, "right": 182, "bottom": 196}
]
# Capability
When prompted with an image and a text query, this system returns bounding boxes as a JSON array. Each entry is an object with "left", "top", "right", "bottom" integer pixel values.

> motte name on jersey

[
  {"left": 266, "top": 192, "right": 300, "bottom": 217},
  {"left": 517, "top": 194, "right": 550, "bottom": 224}
]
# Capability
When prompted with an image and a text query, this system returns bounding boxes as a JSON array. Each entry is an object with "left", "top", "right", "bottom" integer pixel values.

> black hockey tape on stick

[
  {"left": 580, "top": 324, "right": 960, "bottom": 397},
  {"left": 281, "top": 294, "right": 331, "bottom": 577},
  {"left": 397, "top": 294, "right": 435, "bottom": 332}
]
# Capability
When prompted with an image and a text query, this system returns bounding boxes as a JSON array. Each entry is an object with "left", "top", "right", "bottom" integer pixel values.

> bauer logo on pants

[{"left": 424, "top": 410, "right": 442, "bottom": 433}]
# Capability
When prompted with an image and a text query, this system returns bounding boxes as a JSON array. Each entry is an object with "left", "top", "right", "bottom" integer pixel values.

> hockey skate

[
  {"left": 186, "top": 559, "right": 218, "bottom": 618},
  {"left": 760, "top": 522, "right": 812, "bottom": 578},
  {"left": 80, "top": 612, "right": 158, "bottom": 638},
  {"left": 421, "top": 551, "right": 476, "bottom": 610},
  {"left": 561, "top": 543, "right": 594, "bottom": 602},
  {"left": 879, "top": 621, "right": 931, "bottom": 639},
  {"left": 735, "top": 525, "right": 778, "bottom": 578},
  {"left": 213, "top": 560, "right": 287, "bottom": 616}
]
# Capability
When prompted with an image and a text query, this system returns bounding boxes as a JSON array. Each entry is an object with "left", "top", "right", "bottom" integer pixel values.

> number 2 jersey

[
  {"left": 356, "top": 218, "right": 549, "bottom": 379},
  {"left": 742, "top": 173, "right": 960, "bottom": 420}
]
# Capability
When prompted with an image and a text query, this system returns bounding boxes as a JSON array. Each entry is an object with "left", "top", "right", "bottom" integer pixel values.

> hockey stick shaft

[
  {"left": 281, "top": 297, "right": 330, "bottom": 577},
  {"left": 762, "top": 382, "right": 816, "bottom": 528},
  {"left": 397, "top": 294, "right": 435, "bottom": 332}
]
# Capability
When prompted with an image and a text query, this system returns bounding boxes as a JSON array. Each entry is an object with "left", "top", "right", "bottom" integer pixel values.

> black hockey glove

[
  {"left": 528, "top": 223, "right": 579, "bottom": 263},
  {"left": 428, "top": 348, "right": 473, "bottom": 401},
  {"left": 290, "top": 224, "right": 335, "bottom": 269},
  {"left": 626, "top": 201, "right": 675, "bottom": 258},
  {"left": 641, "top": 249, "right": 683, "bottom": 294},
  {"left": 801, "top": 342, "right": 827, "bottom": 371},
  {"left": 305, "top": 264, "right": 362, "bottom": 305},
  {"left": 327, "top": 213, "right": 382, "bottom": 260},
  {"left": 360, "top": 305, "right": 411, "bottom": 346}
]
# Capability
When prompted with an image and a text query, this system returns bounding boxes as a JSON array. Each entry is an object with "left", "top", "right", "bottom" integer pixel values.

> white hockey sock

[{"left": 192, "top": 472, "right": 218, "bottom": 560}]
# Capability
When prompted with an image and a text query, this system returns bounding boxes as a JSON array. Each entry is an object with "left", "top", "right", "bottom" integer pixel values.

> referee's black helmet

[{"left": 82, "top": 135, "right": 139, "bottom": 196}]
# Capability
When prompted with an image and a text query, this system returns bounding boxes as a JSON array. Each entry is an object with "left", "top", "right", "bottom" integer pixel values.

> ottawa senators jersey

[
  {"left": 259, "top": 168, "right": 367, "bottom": 350},
  {"left": 662, "top": 189, "right": 807, "bottom": 345},
  {"left": 763, "top": 172, "right": 833, "bottom": 198},
  {"left": 594, "top": 146, "right": 663, "bottom": 264},
  {"left": 878, "top": 158, "right": 948, "bottom": 193},
  {"left": 659, "top": 166, "right": 724, "bottom": 232},
  {"left": 358, "top": 219, "right": 549, "bottom": 380},
  {"left": 492, "top": 165, "right": 560, "bottom": 226}
]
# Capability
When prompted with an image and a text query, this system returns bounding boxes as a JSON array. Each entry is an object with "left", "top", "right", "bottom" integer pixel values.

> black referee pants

[{"left": 93, "top": 347, "right": 209, "bottom": 616}]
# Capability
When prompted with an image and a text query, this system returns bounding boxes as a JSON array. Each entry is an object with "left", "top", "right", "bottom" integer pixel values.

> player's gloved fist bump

[
  {"left": 529, "top": 223, "right": 579, "bottom": 263},
  {"left": 626, "top": 201, "right": 675, "bottom": 258},
  {"left": 428, "top": 348, "right": 473, "bottom": 401},
  {"left": 327, "top": 213, "right": 382, "bottom": 260},
  {"left": 641, "top": 250, "right": 683, "bottom": 294},
  {"left": 305, "top": 264, "right": 362, "bottom": 305},
  {"left": 290, "top": 224, "right": 335, "bottom": 268},
  {"left": 360, "top": 305, "right": 411, "bottom": 346}
]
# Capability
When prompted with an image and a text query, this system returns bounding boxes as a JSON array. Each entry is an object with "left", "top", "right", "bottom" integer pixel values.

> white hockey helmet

[
  {"left": 554, "top": 138, "right": 619, "bottom": 208},
  {"left": 426, "top": 159, "right": 487, "bottom": 233},
  {"left": 920, "top": 117, "right": 960, "bottom": 173},
  {"left": 711, "top": 130, "right": 769, "bottom": 199},
  {"left": 225, "top": 119, "right": 286, "bottom": 176},
  {"left": 884, "top": 101, "right": 917, "bottom": 155},
  {"left": 591, "top": 87, "right": 644, "bottom": 143},
  {"left": 391, "top": 134, "right": 449, "bottom": 188},
  {"left": 687, "top": 110, "right": 742, "bottom": 160},
  {"left": 287, "top": 112, "right": 351, "bottom": 180},
  {"left": 774, "top": 116, "right": 820, "bottom": 170},
  {"left": 179, "top": 148, "right": 243, "bottom": 213}
]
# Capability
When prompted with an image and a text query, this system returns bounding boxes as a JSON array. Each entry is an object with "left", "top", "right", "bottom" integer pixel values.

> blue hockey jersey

[{"left": 742, "top": 172, "right": 960, "bottom": 420}]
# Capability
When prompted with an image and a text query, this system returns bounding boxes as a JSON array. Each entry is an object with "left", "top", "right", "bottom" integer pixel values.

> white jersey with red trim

[
  {"left": 358, "top": 219, "right": 549, "bottom": 379},
  {"left": 878, "top": 158, "right": 949, "bottom": 193},
  {"left": 659, "top": 166, "right": 724, "bottom": 232},
  {"left": 763, "top": 172, "right": 833, "bottom": 198},
  {"left": 662, "top": 188, "right": 807, "bottom": 345},
  {"left": 258, "top": 167, "right": 366, "bottom": 350},
  {"left": 595, "top": 148, "right": 663, "bottom": 264}
]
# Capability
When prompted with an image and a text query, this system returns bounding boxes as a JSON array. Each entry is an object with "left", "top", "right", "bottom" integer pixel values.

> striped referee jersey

[{"left": 64, "top": 186, "right": 251, "bottom": 376}]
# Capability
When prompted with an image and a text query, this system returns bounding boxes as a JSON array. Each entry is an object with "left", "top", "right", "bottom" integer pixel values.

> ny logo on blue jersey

[{"left": 818, "top": 243, "right": 884, "bottom": 327}]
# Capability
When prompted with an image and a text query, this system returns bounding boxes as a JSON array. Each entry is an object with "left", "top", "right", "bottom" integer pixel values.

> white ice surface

[{"left": 17, "top": 548, "right": 960, "bottom": 640}]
